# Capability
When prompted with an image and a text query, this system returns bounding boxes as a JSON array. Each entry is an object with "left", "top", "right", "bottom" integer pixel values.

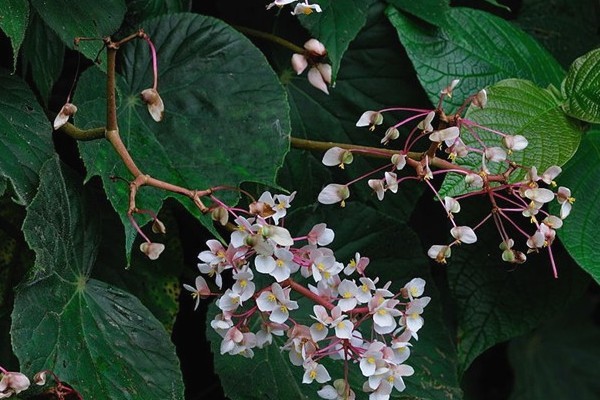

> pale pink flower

[
  {"left": 140, "top": 88, "right": 164, "bottom": 122},
  {"left": 417, "top": 111, "right": 435, "bottom": 132},
  {"left": 451, "top": 226, "right": 477, "bottom": 244},
  {"left": 441, "top": 79, "right": 460, "bottom": 97},
  {"left": 471, "top": 89, "right": 487, "bottom": 108},
  {"left": 53, "top": 102, "right": 78, "bottom": 130},
  {"left": 140, "top": 242, "right": 165, "bottom": 260},
  {"left": 322, "top": 147, "right": 353, "bottom": 168},
  {"left": 318, "top": 184, "right": 350, "bottom": 206},
  {"left": 291, "top": 39, "right": 331, "bottom": 94},
  {"left": 183, "top": 276, "right": 211, "bottom": 310},
  {"left": 355, "top": 110, "right": 383, "bottom": 130}
]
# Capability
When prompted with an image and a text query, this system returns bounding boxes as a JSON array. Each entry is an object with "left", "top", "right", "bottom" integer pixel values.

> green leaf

[
  {"left": 508, "top": 293, "right": 600, "bottom": 400},
  {"left": 447, "top": 220, "right": 590, "bottom": 374},
  {"left": 209, "top": 203, "right": 462, "bottom": 399},
  {"left": 549, "top": 128, "right": 600, "bottom": 284},
  {"left": 297, "top": 0, "right": 377, "bottom": 84},
  {"left": 0, "top": 0, "right": 29, "bottom": 72},
  {"left": 439, "top": 79, "right": 583, "bottom": 198},
  {"left": 0, "top": 69, "right": 54, "bottom": 205},
  {"left": 281, "top": 2, "right": 429, "bottom": 217},
  {"left": 74, "top": 13, "right": 291, "bottom": 261},
  {"left": 125, "top": 0, "right": 189, "bottom": 26},
  {"left": 386, "top": 6, "right": 565, "bottom": 110},
  {"left": 12, "top": 156, "right": 184, "bottom": 399},
  {"left": 30, "top": 0, "right": 126, "bottom": 68},
  {"left": 21, "top": 10, "right": 65, "bottom": 104},
  {"left": 561, "top": 48, "right": 600, "bottom": 124},
  {"left": 385, "top": 0, "right": 450, "bottom": 26}
]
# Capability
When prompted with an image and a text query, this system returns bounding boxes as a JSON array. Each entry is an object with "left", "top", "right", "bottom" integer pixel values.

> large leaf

[
  {"left": 439, "top": 79, "right": 583, "bottom": 198},
  {"left": 30, "top": 0, "right": 126, "bottom": 68},
  {"left": 209, "top": 203, "right": 462, "bottom": 399},
  {"left": 21, "top": 10, "right": 65, "bottom": 104},
  {"left": 0, "top": 0, "right": 29, "bottom": 71},
  {"left": 385, "top": 0, "right": 450, "bottom": 26},
  {"left": 75, "top": 13, "right": 291, "bottom": 260},
  {"left": 561, "top": 48, "right": 600, "bottom": 124},
  {"left": 0, "top": 69, "right": 54, "bottom": 205},
  {"left": 549, "top": 128, "right": 600, "bottom": 284},
  {"left": 508, "top": 293, "right": 600, "bottom": 400},
  {"left": 297, "top": 0, "right": 377, "bottom": 84},
  {"left": 11, "top": 157, "right": 184, "bottom": 399},
  {"left": 386, "top": 6, "right": 565, "bottom": 110},
  {"left": 446, "top": 219, "right": 590, "bottom": 374}
]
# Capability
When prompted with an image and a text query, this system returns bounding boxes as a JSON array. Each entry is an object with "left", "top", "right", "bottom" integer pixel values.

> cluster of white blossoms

[
  {"left": 266, "top": 0, "right": 323, "bottom": 15},
  {"left": 185, "top": 191, "right": 430, "bottom": 399},
  {"left": 318, "top": 80, "right": 575, "bottom": 277}
]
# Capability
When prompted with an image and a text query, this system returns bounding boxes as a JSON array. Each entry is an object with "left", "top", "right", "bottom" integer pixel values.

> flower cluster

[
  {"left": 266, "top": 0, "right": 323, "bottom": 15},
  {"left": 0, "top": 366, "right": 80, "bottom": 399},
  {"left": 185, "top": 191, "right": 430, "bottom": 399},
  {"left": 318, "top": 80, "right": 575, "bottom": 277},
  {"left": 292, "top": 38, "right": 332, "bottom": 94}
]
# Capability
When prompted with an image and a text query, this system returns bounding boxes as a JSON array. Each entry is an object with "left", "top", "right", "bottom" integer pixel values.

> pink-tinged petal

[
  {"left": 318, "top": 184, "right": 349, "bottom": 205},
  {"left": 316, "top": 63, "right": 332, "bottom": 84},
  {"left": 524, "top": 188, "right": 554, "bottom": 203},
  {"left": 141, "top": 88, "right": 164, "bottom": 122},
  {"left": 465, "top": 173, "right": 483, "bottom": 188},
  {"left": 450, "top": 226, "right": 477, "bottom": 244},
  {"left": 429, "top": 126, "right": 459, "bottom": 142},
  {"left": 53, "top": 102, "right": 78, "bottom": 130},
  {"left": 472, "top": 89, "right": 487, "bottom": 108},
  {"left": 368, "top": 179, "right": 385, "bottom": 201},
  {"left": 541, "top": 166, "right": 562, "bottom": 184},
  {"left": 356, "top": 110, "right": 382, "bottom": 127},
  {"left": 322, "top": 147, "right": 347, "bottom": 166},
  {"left": 308, "top": 67, "right": 329, "bottom": 94},
  {"left": 291, "top": 53, "right": 308, "bottom": 74},
  {"left": 304, "top": 38, "right": 326, "bottom": 55},
  {"left": 417, "top": 111, "right": 435, "bottom": 132},
  {"left": 140, "top": 242, "right": 165, "bottom": 260}
]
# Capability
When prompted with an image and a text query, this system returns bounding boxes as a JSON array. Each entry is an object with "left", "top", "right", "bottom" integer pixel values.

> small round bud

[{"left": 140, "top": 242, "right": 165, "bottom": 260}]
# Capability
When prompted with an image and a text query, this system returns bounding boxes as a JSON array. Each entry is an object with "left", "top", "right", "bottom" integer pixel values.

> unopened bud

[
  {"left": 152, "top": 218, "right": 166, "bottom": 234},
  {"left": 472, "top": 89, "right": 487, "bottom": 108},
  {"left": 33, "top": 371, "right": 47, "bottom": 386},
  {"left": 141, "top": 88, "right": 164, "bottom": 122},
  {"left": 53, "top": 102, "right": 78, "bottom": 130},
  {"left": 211, "top": 206, "right": 229, "bottom": 226},
  {"left": 140, "top": 242, "right": 165, "bottom": 260}
]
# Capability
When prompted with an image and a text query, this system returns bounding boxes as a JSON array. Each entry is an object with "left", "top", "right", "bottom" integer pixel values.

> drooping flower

[
  {"left": 140, "top": 242, "right": 165, "bottom": 260},
  {"left": 322, "top": 147, "right": 353, "bottom": 169},
  {"left": 450, "top": 226, "right": 477, "bottom": 244},
  {"left": 318, "top": 184, "right": 350, "bottom": 206},
  {"left": 140, "top": 88, "right": 164, "bottom": 122},
  {"left": 355, "top": 110, "right": 383, "bottom": 130},
  {"left": 53, "top": 102, "right": 78, "bottom": 130},
  {"left": 291, "top": 39, "right": 331, "bottom": 94}
]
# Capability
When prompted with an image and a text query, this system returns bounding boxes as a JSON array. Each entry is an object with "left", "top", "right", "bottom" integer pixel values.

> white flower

[
  {"left": 322, "top": 147, "right": 353, "bottom": 168},
  {"left": 502, "top": 134, "right": 528, "bottom": 151},
  {"left": 140, "top": 88, "right": 164, "bottom": 122},
  {"left": 441, "top": 79, "right": 460, "bottom": 97},
  {"left": 472, "top": 89, "right": 487, "bottom": 108},
  {"left": 53, "top": 102, "right": 78, "bottom": 130},
  {"left": 417, "top": 111, "right": 435, "bottom": 133},
  {"left": 427, "top": 245, "right": 451, "bottom": 263},
  {"left": 356, "top": 110, "right": 383, "bottom": 130},
  {"left": 318, "top": 184, "right": 350, "bottom": 206},
  {"left": 292, "top": 2, "right": 322, "bottom": 14},
  {"left": 429, "top": 126, "right": 460, "bottom": 144},
  {"left": 451, "top": 226, "right": 477, "bottom": 244}
]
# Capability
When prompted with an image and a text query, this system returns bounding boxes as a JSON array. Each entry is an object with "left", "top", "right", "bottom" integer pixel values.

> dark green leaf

[
  {"left": 0, "top": 69, "right": 54, "bottom": 205},
  {"left": 30, "top": 0, "right": 126, "bottom": 68},
  {"left": 125, "top": 0, "right": 189, "bottom": 26},
  {"left": 297, "top": 0, "right": 377, "bottom": 84},
  {"left": 508, "top": 292, "right": 600, "bottom": 400},
  {"left": 439, "top": 79, "right": 583, "bottom": 198},
  {"left": 74, "top": 13, "right": 291, "bottom": 261},
  {"left": 386, "top": 6, "right": 565, "bottom": 110},
  {"left": 561, "top": 48, "right": 600, "bottom": 123},
  {"left": 21, "top": 10, "right": 65, "bottom": 104},
  {"left": 12, "top": 157, "right": 184, "bottom": 399},
  {"left": 549, "top": 128, "right": 600, "bottom": 284},
  {"left": 385, "top": 0, "right": 450, "bottom": 26},
  {"left": 0, "top": 0, "right": 29, "bottom": 71}
]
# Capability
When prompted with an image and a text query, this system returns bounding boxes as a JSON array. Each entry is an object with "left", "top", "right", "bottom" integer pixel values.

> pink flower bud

[
  {"left": 53, "top": 102, "right": 78, "bottom": 130},
  {"left": 152, "top": 218, "right": 166, "bottom": 234},
  {"left": 140, "top": 88, "right": 164, "bottom": 122},
  {"left": 318, "top": 184, "right": 350, "bottom": 206},
  {"left": 450, "top": 226, "right": 477, "bottom": 244},
  {"left": 291, "top": 53, "right": 308, "bottom": 75},
  {"left": 0, "top": 371, "right": 31, "bottom": 394},
  {"left": 140, "top": 242, "right": 165, "bottom": 260},
  {"left": 472, "top": 89, "right": 487, "bottom": 108},
  {"left": 304, "top": 39, "right": 326, "bottom": 56}
]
